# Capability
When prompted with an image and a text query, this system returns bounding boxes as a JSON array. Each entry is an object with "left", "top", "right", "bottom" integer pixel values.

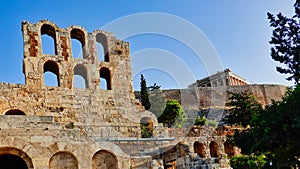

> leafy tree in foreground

[
  {"left": 229, "top": 86, "right": 300, "bottom": 165},
  {"left": 158, "top": 99, "right": 186, "bottom": 128},
  {"left": 230, "top": 154, "right": 268, "bottom": 169},
  {"left": 268, "top": 1, "right": 300, "bottom": 84},
  {"left": 224, "top": 91, "right": 262, "bottom": 128},
  {"left": 140, "top": 74, "right": 151, "bottom": 110}
]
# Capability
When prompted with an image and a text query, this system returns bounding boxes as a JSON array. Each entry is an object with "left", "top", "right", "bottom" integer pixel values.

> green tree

[
  {"left": 158, "top": 99, "right": 186, "bottom": 128},
  {"left": 140, "top": 74, "right": 151, "bottom": 110},
  {"left": 250, "top": 86, "right": 300, "bottom": 163},
  {"left": 229, "top": 154, "right": 268, "bottom": 169},
  {"left": 268, "top": 1, "right": 300, "bottom": 84},
  {"left": 229, "top": 87, "right": 300, "bottom": 165},
  {"left": 224, "top": 91, "right": 262, "bottom": 128}
]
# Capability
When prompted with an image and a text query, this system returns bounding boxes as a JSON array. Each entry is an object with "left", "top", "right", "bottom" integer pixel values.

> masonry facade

[
  {"left": 0, "top": 20, "right": 286, "bottom": 169},
  {"left": 0, "top": 20, "right": 161, "bottom": 169}
]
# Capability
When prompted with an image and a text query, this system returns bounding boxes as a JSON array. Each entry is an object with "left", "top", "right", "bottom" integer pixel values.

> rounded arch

[
  {"left": 41, "top": 24, "right": 56, "bottom": 39},
  {"left": 40, "top": 23, "right": 57, "bottom": 55},
  {"left": 73, "top": 64, "right": 88, "bottom": 88},
  {"left": 224, "top": 140, "right": 235, "bottom": 158},
  {"left": 209, "top": 141, "right": 219, "bottom": 158},
  {"left": 99, "top": 67, "right": 111, "bottom": 90},
  {"left": 193, "top": 141, "right": 205, "bottom": 158},
  {"left": 49, "top": 151, "right": 78, "bottom": 169},
  {"left": 4, "top": 109, "right": 26, "bottom": 115},
  {"left": 0, "top": 147, "right": 34, "bottom": 169},
  {"left": 96, "top": 32, "right": 109, "bottom": 62},
  {"left": 92, "top": 150, "right": 118, "bottom": 169},
  {"left": 70, "top": 28, "right": 87, "bottom": 59},
  {"left": 43, "top": 60, "right": 60, "bottom": 86},
  {"left": 140, "top": 117, "right": 153, "bottom": 138},
  {"left": 70, "top": 28, "right": 86, "bottom": 46}
]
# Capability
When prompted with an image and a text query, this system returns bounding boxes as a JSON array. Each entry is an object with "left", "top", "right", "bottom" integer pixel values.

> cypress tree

[{"left": 140, "top": 74, "right": 151, "bottom": 110}]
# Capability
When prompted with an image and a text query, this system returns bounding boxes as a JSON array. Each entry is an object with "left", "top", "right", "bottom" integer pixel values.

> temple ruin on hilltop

[{"left": 0, "top": 20, "right": 286, "bottom": 169}]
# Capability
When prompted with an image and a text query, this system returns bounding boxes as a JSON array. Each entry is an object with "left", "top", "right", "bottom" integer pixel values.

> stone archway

[
  {"left": 0, "top": 147, "right": 33, "bottom": 169},
  {"left": 92, "top": 150, "right": 118, "bottom": 169},
  {"left": 209, "top": 141, "right": 219, "bottom": 158},
  {"left": 49, "top": 151, "right": 78, "bottom": 169},
  {"left": 193, "top": 141, "right": 205, "bottom": 158},
  {"left": 224, "top": 141, "right": 234, "bottom": 158},
  {"left": 4, "top": 109, "right": 26, "bottom": 115},
  {"left": 140, "top": 117, "right": 153, "bottom": 138}
]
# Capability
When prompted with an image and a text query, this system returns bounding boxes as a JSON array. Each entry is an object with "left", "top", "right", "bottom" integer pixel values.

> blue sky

[{"left": 0, "top": 1, "right": 295, "bottom": 90}]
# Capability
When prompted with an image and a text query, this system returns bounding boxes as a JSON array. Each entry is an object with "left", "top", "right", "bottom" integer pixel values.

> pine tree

[
  {"left": 140, "top": 74, "right": 151, "bottom": 110},
  {"left": 268, "top": 1, "right": 300, "bottom": 84}
]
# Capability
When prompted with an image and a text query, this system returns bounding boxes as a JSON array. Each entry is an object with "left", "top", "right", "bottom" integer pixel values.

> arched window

[
  {"left": 96, "top": 33, "right": 109, "bottom": 62},
  {"left": 74, "top": 64, "right": 88, "bottom": 88},
  {"left": 224, "top": 141, "right": 234, "bottom": 158},
  {"left": 41, "top": 24, "right": 56, "bottom": 55},
  {"left": 44, "top": 60, "right": 60, "bottom": 87},
  {"left": 209, "top": 141, "right": 219, "bottom": 158},
  {"left": 0, "top": 154, "right": 28, "bottom": 169},
  {"left": 193, "top": 141, "right": 205, "bottom": 158},
  {"left": 92, "top": 150, "right": 117, "bottom": 169},
  {"left": 140, "top": 117, "right": 153, "bottom": 138},
  {"left": 49, "top": 151, "right": 78, "bottom": 169},
  {"left": 0, "top": 147, "right": 34, "bottom": 169},
  {"left": 99, "top": 67, "right": 111, "bottom": 90},
  {"left": 5, "top": 109, "right": 26, "bottom": 115},
  {"left": 71, "top": 28, "right": 85, "bottom": 58}
]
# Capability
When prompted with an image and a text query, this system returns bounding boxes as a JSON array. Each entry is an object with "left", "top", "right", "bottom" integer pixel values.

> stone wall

[
  {"left": 0, "top": 20, "right": 161, "bottom": 169},
  {"left": 160, "top": 84, "right": 286, "bottom": 110}
]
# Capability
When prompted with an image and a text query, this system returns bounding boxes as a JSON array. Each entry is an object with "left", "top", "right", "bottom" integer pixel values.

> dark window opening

[
  {"left": 96, "top": 33, "right": 109, "bottom": 62},
  {"left": 44, "top": 60, "right": 60, "bottom": 87},
  {"left": 224, "top": 141, "right": 234, "bottom": 158},
  {"left": 0, "top": 154, "right": 28, "bottom": 169},
  {"left": 194, "top": 141, "right": 205, "bottom": 158},
  {"left": 5, "top": 109, "right": 26, "bottom": 115},
  {"left": 71, "top": 28, "right": 86, "bottom": 59},
  {"left": 74, "top": 64, "right": 88, "bottom": 88},
  {"left": 209, "top": 141, "right": 219, "bottom": 158},
  {"left": 100, "top": 67, "right": 111, "bottom": 90},
  {"left": 41, "top": 24, "right": 56, "bottom": 55}
]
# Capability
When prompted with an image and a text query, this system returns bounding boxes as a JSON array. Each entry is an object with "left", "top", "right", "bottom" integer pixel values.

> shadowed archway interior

[{"left": 0, "top": 154, "right": 28, "bottom": 169}]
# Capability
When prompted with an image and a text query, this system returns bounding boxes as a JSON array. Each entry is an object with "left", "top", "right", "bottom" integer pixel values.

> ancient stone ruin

[{"left": 0, "top": 20, "right": 286, "bottom": 169}]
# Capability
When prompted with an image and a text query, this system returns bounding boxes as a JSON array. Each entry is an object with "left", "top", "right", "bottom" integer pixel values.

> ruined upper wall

[
  {"left": 0, "top": 20, "right": 158, "bottom": 125},
  {"left": 21, "top": 20, "right": 133, "bottom": 93},
  {"left": 150, "top": 84, "right": 287, "bottom": 110}
]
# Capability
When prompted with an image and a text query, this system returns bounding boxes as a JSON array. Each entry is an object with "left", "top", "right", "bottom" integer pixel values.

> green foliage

[
  {"left": 230, "top": 154, "right": 267, "bottom": 169},
  {"left": 194, "top": 116, "right": 207, "bottom": 126},
  {"left": 141, "top": 124, "right": 152, "bottom": 138},
  {"left": 140, "top": 74, "right": 151, "bottom": 110},
  {"left": 158, "top": 99, "right": 186, "bottom": 128},
  {"left": 229, "top": 86, "right": 300, "bottom": 164},
  {"left": 206, "top": 120, "right": 218, "bottom": 128},
  {"left": 267, "top": 1, "right": 300, "bottom": 84},
  {"left": 250, "top": 86, "right": 300, "bottom": 162},
  {"left": 224, "top": 91, "right": 262, "bottom": 128},
  {"left": 149, "top": 89, "right": 166, "bottom": 118}
]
